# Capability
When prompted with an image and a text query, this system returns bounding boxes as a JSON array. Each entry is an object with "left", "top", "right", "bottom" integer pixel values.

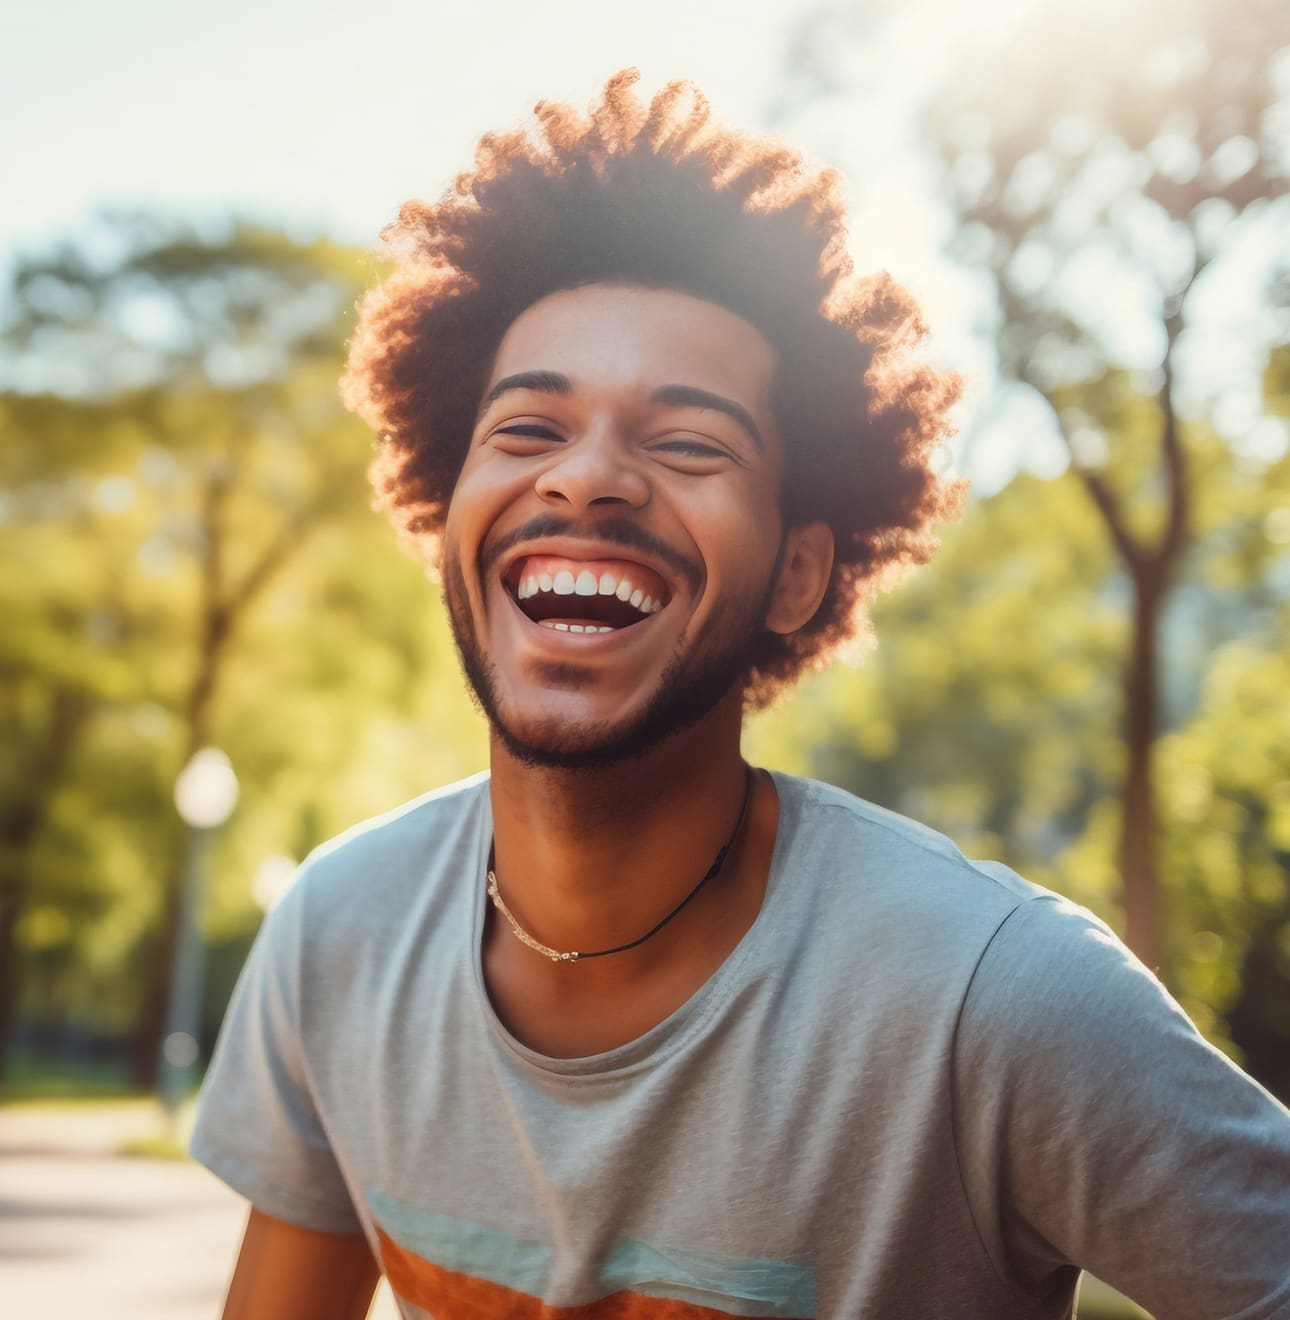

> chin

[
  {"left": 488, "top": 705, "right": 690, "bottom": 772},
  {"left": 491, "top": 655, "right": 750, "bottom": 771},
  {"left": 446, "top": 553, "right": 762, "bottom": 771}
]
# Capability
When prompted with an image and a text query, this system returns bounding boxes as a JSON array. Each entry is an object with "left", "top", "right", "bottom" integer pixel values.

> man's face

[{"left": 441, "top": 283, "right": 787, "bottom": 769}]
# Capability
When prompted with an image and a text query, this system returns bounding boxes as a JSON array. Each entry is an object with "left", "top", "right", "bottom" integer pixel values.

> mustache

[{"left": 483, "top": 513, "right": 701, "bottom": 593}]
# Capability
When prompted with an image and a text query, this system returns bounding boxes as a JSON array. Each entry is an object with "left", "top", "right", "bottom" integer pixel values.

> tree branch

[
  {"left": 1065, "top": 450, "right": 1146, "bottom": 571},
  {"left": 225, "top": 487, "right": 339, "bottom": 617},
  {"left": 1157, "top": 311, "right": 1190, "bottom": 570}
]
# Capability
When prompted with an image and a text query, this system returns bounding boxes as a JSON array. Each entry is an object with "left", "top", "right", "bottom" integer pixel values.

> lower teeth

[{"left": 540, "top": 622, "right": 616, "bottom": 634}]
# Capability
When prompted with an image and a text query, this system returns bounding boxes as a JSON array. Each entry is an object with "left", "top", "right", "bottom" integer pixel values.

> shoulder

[
  {"left": 959, "top": 891, "right": 1184, "bottom": 1053},
  {"left": 949, "top": 893, "right": 1248, "bottom": 1132},
  {"left": 251, "top": 772, "right": 490, "bottom": 1014},
  {"left": 761, "top": 772, "right": 1096, "bottom": 1034},
  {"left": 288, "top": 771, "right": 490, "bottom": 925},
  {"left": 771, "top": 770, "right": 1052, "bottom": 930}
]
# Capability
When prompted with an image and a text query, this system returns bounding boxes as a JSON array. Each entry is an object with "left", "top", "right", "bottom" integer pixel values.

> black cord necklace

[{"left": 486, "top": 766, "right": 756, "bottom": 964}]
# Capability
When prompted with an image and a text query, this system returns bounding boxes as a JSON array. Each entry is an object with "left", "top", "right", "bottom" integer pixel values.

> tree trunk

[
  {"left": 127, "top": 475, "right": 329, "bottom": 1088},
  {"left": 1064, "top": 316, "right": 1188, "bottom": 983},
  {"left": 0, "top": 688, "right": 91, "bottom": 1079},
  {"left": 0, "top": 803, "right": 42, "bottom": 1080},
  {"left": 129, "top": 703, "right": 214, "bottom": 1090},
  {"left": 129, "top": 857, "right": 185, "bottom": 1088},
  {"left": 1120, "top": 566, "right": 1165, "bottom": 976}
]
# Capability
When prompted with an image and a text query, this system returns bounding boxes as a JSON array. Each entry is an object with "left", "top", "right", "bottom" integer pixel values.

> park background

[{"left": 2, "top": 0, "right": 1288, "bottom": 1316}]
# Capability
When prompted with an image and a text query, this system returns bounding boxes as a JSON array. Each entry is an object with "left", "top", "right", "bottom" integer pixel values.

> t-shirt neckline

[{"left": 468, "top": 768, "right": 800, "bottom": 1079}]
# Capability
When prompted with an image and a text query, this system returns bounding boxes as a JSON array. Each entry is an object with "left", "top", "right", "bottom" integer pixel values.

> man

[{"left": 191, "top": 72, "right": 1290, "bottom": 1318}]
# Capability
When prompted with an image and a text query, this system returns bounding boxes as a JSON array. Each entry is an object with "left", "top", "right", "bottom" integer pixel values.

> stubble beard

[{"left": 443, "top": 552, "right": 769, "bottom": 772}]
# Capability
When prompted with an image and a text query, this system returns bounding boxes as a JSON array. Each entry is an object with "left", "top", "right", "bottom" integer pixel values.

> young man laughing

[{"left": 191, "top": 73, "right": 1290, "bottom": 1319}]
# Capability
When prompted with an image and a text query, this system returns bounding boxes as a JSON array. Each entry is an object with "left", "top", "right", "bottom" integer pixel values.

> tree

[
  {"left": 747, "top": 396, "right": 1290, "bottom": 1093},
  {"left": 779, "top": 0, "right": 1290, "bottom": 977},
  {"left": 748, "top": 459, "right": 1126, "bottom": 900},
  {"left": 1, "top": 216, "right": 487, "bottom": 1084}
]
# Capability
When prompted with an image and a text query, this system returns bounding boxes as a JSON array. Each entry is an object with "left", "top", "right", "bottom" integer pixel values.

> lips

[{"left": 504, "top": 555, "right": 671, "bottom": 633}]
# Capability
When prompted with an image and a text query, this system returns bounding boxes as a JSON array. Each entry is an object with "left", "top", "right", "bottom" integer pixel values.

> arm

[
  {"left": 953, "top": 895, "right": 1290, "bottom": 1317},
  {"left": 192, "top": 877, "right": 377, "bottom": 1303},
  {"left": 222, "top": 1207, "right": 381, "bottom": 1320}
]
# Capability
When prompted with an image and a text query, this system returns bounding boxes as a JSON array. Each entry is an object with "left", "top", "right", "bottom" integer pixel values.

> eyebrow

[
  {"left": 649, "top": 384, "right": 764, "bottom": 453},
  {"left": 476, "top": 370, "right": 573, "bottom": 417},
  {"left": 477, "top": 371, "right": 765, "bottom": 453}
]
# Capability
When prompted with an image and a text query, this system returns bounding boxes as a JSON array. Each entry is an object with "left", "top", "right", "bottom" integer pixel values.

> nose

[{"left": 533, "top": 429, "right": 650, "bottom": 511}]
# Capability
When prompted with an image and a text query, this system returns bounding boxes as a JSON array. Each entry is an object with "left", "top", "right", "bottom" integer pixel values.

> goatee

[{"left": 442, "top": 552, "right": 770, "bottom": 771}]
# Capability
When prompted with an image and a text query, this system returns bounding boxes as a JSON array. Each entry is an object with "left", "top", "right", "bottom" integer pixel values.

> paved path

[{"left": 0, "top": 1101, "right": 400, "bottom": 1319}]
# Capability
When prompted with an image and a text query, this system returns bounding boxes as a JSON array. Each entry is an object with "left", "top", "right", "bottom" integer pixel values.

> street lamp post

[{"left": 160, "top": 747, "right": 238, "bottom": 1125}]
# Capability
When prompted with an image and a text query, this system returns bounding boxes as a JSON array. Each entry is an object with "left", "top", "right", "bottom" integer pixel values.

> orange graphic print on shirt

[{"left": 369, "top": 1191, "right": 816, "bottom": 1319}]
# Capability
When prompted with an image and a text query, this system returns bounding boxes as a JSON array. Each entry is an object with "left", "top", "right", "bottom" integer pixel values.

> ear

[{"left": 764, "top": 522, "right": 834, "bottom": 635}]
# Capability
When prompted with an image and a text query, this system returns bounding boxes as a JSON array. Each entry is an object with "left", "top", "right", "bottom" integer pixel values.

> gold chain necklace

[{"left": 486, "top": 767, "right": 755, "bottom": 964}]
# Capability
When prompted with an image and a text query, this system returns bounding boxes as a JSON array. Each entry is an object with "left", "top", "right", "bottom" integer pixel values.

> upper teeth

[{"left": 517, "top": 569, "right": 662, "bottom": 614}]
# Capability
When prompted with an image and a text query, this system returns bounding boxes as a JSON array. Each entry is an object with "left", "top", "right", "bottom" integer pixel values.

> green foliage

[
  {"left": 767, "top": 0, "right": 1290, "bottom": 1086},
  {"left": 0, "top": 1047, "right": 138, "bottom": 1103},
  {"left": 2, "top": 215, "right": 485, "bottom": 1057},
  {"left": 6, "top": 202, "right": 1287, "bottom": 1103},
  {"left": 753, "top": 463, "right": 1123, "bottom": 884},
  {"left": 750, "top": 418, "right": 1290, "bottom": 1077},
  {"left": 1157, "top": 632, "right": 1290, "bottom": 1067}
]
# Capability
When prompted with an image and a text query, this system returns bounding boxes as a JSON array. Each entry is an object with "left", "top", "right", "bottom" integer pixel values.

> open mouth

[{"left": 504, "top": 555, "right": 672, "bottom": 635}]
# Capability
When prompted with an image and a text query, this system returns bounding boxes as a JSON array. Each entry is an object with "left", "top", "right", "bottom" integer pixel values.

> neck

[{"left": 486, "top": 695, "right": 751, "bottom": 966}]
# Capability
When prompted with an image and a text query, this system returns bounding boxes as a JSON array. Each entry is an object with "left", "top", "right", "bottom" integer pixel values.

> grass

[
  {"left": 0, "top": 1047, "right": 139, "bottom": 1104},
  {"left": 1, "top": 1048, "right": 203, "bottom": 1161},
  {"left": 1078, "top": 1274, "right": 1153, "bottom": 1318},
  {"left": 118, "top": 1129, "right": 191, "bottom": 1160}
]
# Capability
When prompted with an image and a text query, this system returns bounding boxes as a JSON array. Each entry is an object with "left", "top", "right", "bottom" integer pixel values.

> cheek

[
  {"left": 699, "top": 486, "right": 783, "bottom": 579},
  {"left": 445, "top": 460, "right": 522, "bottom": 552}
]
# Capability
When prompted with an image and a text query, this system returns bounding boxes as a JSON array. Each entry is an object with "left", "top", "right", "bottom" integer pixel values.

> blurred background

[{"left": 2, "top": 0, "right": 1287, "bottom": 1316}]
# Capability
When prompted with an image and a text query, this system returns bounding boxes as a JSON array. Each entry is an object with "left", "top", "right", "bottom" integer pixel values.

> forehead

[{"left": 487, "top": 284, "right": 779, "bottom": 413}]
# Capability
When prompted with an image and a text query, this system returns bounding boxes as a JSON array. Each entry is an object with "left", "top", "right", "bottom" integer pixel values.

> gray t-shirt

[{"left": 191, "top": 771, "right": 1290, "bottom": 1318}]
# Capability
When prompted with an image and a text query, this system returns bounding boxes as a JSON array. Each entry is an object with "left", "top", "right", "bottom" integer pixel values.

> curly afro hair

[{"left": 341, "top": 70, "right": 965, "bottom": 708}]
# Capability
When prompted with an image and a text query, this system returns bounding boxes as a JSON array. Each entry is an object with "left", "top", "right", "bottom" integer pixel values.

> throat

[{"left": 480, "top": 770, "right": 777, "bottom": 1060}]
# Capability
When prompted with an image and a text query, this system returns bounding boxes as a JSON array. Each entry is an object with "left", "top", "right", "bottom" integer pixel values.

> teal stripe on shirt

[{"left": 368, "top": 1189, "right": 816, "bottom": 1316}]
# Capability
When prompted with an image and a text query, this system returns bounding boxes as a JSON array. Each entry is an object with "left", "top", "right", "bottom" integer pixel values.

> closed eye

[
  {"left": 496, "top": 424, "right": 562, "bottom": 439},
  {"left": 657, "top": 439, "right": 724, "bottom": 456},
  {"left": 651, "top": 437, "right": 744, "bottom": 470},
  {"left": 491, "top": 423, "right": 564, "bottom": 452}
]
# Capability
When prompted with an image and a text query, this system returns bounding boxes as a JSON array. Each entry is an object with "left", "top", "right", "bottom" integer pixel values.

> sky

[
  {"left": 5, "top": 0, "right": 1284, "bottom": 492},
  {"left": 2, "top": 0, "right": 804, "bottom": 257},
  {"left": 4, "top": 0, "right": 1022, "bottom": 480}
]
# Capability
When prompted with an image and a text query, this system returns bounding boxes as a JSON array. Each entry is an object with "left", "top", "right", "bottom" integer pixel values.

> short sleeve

[
  {"left": 952, "top": 895, "right": 1290, "bottom": 1319},
  {"left": 189, "top": 874, "right": 362, "bottom": 1234}
]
